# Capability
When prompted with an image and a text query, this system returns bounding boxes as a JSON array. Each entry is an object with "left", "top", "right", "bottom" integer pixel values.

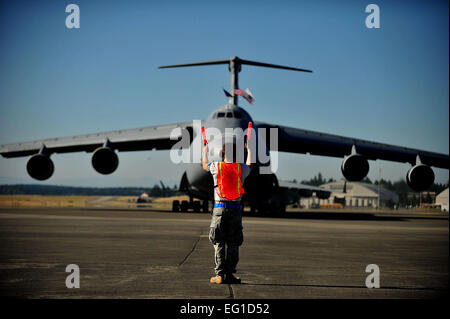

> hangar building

[
  {"left": 436, "top": 188, "right": 449, "bottom": 212},
  {"left": 300, "top": 179, "right": 399, "bottom": 209}
]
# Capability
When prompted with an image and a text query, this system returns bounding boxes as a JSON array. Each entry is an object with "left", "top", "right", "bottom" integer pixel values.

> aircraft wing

[
  {"left": 255, "top": 122, "right": 449, "bottom": 169},
  {"left": 277, "top": 180, "right": 331, "bottom": 199},
  {"left": 0, "top": 122, "right": 194, "bottom": 158}
]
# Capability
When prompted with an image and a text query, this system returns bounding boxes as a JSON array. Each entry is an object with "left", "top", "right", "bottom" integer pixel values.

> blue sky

[{"left": 0, "top": 0, "right": 448, "bottom": 187}]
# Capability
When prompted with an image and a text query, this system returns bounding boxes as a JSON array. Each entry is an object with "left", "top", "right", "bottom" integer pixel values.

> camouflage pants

[{"left": 209, "top": 205, "right": 244, "bottom": 276}]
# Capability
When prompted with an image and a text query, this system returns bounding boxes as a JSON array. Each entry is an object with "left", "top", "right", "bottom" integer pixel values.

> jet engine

[
  {"left": 91, "top": 147, "right": 119, "bottom": 175},
  {"left": 341, "top": 154, "right": 369, "bottom": 182},
  {"left": 316, "top": 190, "right": 331, "bottom": 200},
  {"left": 406, "top": 164, "right": 434, "bottom": 192},
  {"left": 27, "top": 153, "right": 54, "bottom": 180},
  {"left": 298, "top": 189, "right": 313, "bottom": 197}
]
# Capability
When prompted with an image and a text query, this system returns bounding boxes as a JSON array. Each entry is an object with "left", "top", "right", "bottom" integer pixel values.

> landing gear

[
  {"left": 268, "top": 202, "right": 286, "bottom": 216},
  {"left": 275, "top": 204, "right": 286, "bottom": 215},
  {"left": 172, "top": 200, "right": 180, "bottom": 212},
  {"left": 248, "top": 201, "right": 286, "bottom": 216},
  {"left": 172, "top": 199, "right": 210, "bottom": 213},
  {"left": 180, "top": 200, "right": 189, "bottom": 212},
  {"left": 192, "top": 200, "right": 201, "bottom": 212},
  {"left": 202, "top": 200, "right": 209, "bottom": 213}
]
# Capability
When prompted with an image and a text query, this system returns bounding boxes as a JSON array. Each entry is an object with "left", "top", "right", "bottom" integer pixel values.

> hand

[
  {"left": 245, "top": 140, "right": 253, "bottom": 167},
  {"left": 201, "top": 143, "right": 209, "bottom": 171},
  {"left": 246, "top": 140, "right": 253, "bottom": 151}
]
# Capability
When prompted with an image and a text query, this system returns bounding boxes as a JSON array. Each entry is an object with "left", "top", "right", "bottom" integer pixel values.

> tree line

[{"left": 0, "top": 184, "right": 181, "bottom": 197}]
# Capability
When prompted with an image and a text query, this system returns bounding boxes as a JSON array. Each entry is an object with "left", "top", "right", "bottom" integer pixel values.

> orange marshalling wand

[{"left": 201, "top": 126, "right": 207, "bottom": 145}]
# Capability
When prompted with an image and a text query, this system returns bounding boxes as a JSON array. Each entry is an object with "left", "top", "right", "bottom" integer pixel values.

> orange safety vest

[{"left": 217, "top": 162, "right": 245, "bottom": 200}]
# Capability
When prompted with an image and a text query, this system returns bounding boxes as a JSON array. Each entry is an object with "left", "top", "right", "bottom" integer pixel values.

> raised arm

[
  {"left": 202, "top": 143, "right": 209, "bottom": 171},
  {"left": 246, "top": 141, "right": 253, "bottom": 169}
]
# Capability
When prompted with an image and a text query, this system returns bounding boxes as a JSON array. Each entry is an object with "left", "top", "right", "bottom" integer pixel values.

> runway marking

[
  {"left": 227, "top": 285, "right": 234, "bottom": 299},
  {"left": 178, "top": 229, "right": 204, "bottom": 267}
]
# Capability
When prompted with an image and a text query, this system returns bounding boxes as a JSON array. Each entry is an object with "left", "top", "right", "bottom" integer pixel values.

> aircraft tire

[
  {"left": 202, "top": 200, "right": 209, "bottom": 213},
  {"left": 180, "top": 200, "right": 189, "bottom": 212},
  {"left": 172, "top": 200, "right": 180, "bottom": 212},
  {"left": 192, "top": 200, "right": 201, "bottom": 212}
]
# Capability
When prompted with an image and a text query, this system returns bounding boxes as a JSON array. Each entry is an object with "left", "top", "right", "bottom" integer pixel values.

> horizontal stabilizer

[
  {"left": 159, "top": 56, "right": 312, "bottom": 73},
  {"left": 158, "top": 56, "right": 312, "bottom": 105},
  {"left": 158, "top": 59, "right": 231, "bottom": 69}
]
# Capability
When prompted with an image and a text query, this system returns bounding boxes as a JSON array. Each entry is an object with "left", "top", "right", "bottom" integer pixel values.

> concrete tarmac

[{"left": 0, "top": 208, "right": 447, "bottom": 298}]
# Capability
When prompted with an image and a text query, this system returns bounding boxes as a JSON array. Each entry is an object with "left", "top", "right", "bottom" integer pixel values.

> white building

[
  {"left": 300, "top": 179, "right": 399, "bottom": 209},
  {"left": 435, "top": 188, "right": 449, "bottom": 212}
]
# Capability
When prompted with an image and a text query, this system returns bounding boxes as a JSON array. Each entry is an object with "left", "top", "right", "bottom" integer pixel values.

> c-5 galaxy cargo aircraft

[{"left": 1, "top": 57, "right": 448, "bottom": 213}]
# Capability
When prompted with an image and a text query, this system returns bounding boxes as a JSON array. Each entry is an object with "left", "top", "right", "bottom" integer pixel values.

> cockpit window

[
  {"left": 233, "top": 112, "right": 242, "bottom": 119},
  {"left": 214, "top": 110, "right": 246, "bottom": 119}
]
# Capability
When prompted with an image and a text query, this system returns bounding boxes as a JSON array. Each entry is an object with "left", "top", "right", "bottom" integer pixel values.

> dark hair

[{"left": 222, "top": 142, "right": 236, "bottom": 162}]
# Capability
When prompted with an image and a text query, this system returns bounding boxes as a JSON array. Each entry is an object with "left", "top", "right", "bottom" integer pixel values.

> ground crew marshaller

[{"left": 202, "top": 137, "right": 253, "bottom": 284}]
